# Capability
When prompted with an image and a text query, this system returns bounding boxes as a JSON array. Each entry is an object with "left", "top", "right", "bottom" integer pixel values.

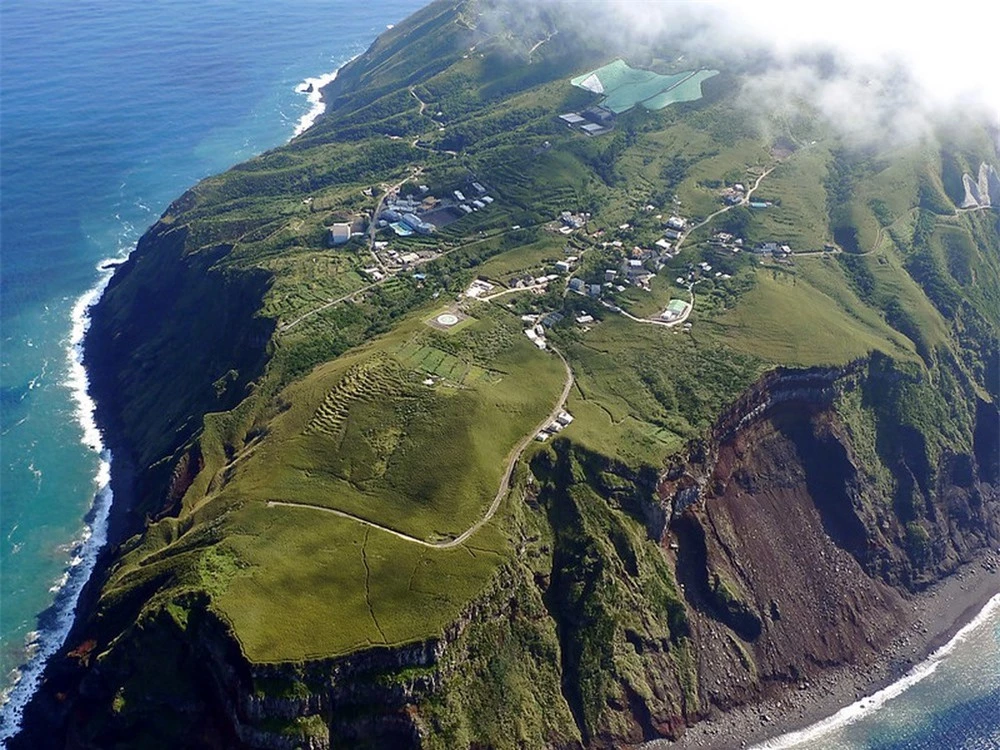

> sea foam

[
  {"left": 751, "top": 592, "right": 1000, "bottom": 749},
  {"left": 293, "top": 69, "right": 341, "bottom": 137},
  {"left": 0, "top": 259, "right": 121, "bottom": 743},
  {"left": 291, "top": 55, "right": 361, "bottom": 138},
  {"left": 0, "top": 53, "right": 354, "bottom": 737}
]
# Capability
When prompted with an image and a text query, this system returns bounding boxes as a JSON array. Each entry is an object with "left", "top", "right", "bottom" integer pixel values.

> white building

[{"left": 328, "top": 223, "right": 352, "bottom": 245}]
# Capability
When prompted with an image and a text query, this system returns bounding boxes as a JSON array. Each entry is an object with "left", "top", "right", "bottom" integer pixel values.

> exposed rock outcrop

[{"left": 962, "top": 162, "right": 1000, "bottom": 208}]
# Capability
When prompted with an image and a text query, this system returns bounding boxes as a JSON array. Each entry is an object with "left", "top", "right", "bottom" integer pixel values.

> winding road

[
  {"left": 675, "top": 164, "right": 776, "bottom": 254},
  {"left": 610, "top": 289, "right": 694, "bottom": 329},
  {"left": 273, "top": 160, "right": 781, "bottom": 539},
  {"left": 611, "top": 165, "right": 774, "bottom": 329},
  {"left": 268, "top": 347, "right": 574, "bottom": 548}
]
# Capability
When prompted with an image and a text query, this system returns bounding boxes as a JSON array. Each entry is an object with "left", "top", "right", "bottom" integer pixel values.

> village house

[
  {"left": 660, "top": 298, "right": 690, "bottom": 322},
  {"left": 327, "top": 223, "right": 352, "bottom": 246}
]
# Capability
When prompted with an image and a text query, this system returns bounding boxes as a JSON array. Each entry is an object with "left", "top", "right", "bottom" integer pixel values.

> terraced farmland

[{"left": 305, "top": 353, "right": 416, "bottom": 438}]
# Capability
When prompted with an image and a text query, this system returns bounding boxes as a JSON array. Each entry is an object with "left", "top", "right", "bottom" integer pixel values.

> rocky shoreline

[{"left": 655, "top": 552, "right": 1000, "bottom": 750}]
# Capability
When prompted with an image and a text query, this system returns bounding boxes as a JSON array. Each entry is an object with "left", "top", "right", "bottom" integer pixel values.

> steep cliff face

[
  {"left": 412, "top": 357, "right": 996, "bottom": 747},
  {"left": 11, "top": 1, "right": 999, "bottom": 745},
  {"left": 657, "top": 357, "right": 999, "bottom": 724},
  {"left": 15, "top": 349, "right": 998, "bottom": 750},
  {"left": 394, "top": 357, "right": 999, "bottom": 749},
  {"left": 85, "top": 217, "right": 274, "bottom": 534}
]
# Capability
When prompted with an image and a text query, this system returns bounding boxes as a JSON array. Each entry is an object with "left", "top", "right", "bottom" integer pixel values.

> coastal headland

[{"left": 10, "top": 0, "right": 999, "bottom": 747}]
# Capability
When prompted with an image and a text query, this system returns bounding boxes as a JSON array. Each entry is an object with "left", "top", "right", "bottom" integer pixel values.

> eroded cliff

[{"left": 21, "top": 354, "right": 997, "bottom": 750}]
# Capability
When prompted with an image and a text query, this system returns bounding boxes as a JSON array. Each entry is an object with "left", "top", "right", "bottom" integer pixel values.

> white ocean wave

[
  {"left": 752, "top": 593, "right": 1000, "bottom": 749},
  {"left": 291, "top": 55, "right": 360, "bottom": 138},
  {"left": 0, "top": 254, "right": 123, "bottom": 742}
]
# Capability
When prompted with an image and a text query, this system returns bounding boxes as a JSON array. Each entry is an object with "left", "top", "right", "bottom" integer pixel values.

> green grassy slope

[{"left": 57, "top": 1, "right": 999, "bottom": 746}]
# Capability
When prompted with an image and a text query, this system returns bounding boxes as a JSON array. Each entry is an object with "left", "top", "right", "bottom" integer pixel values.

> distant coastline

[
  {"left": 291, "top": 54, "right": 360, "bottom": 138},
  {"left": 754, "top": 590, "right": 1000, "bottom": 748}
]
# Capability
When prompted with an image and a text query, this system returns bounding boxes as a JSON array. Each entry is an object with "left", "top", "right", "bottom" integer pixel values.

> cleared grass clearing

[
  {"left": 214, "top": 499, "right": 508, "bottom": 663},
  {"left": 617, "top": 272, "right": 685, "bottom": 319},
  {"left": 750, "top": 146, "right": 831, "bottom": 250},
  {"left": 214, "top": 311, "right": 565, "bottom": 541},
  {"left": 476, "top": 235, "right": 568, "bottom": 280},
  {"left": 564, "top": 396, "right": 685, "bottom": 467},
  {"left": 708, "top": 269, "right": 908, "bottom": 365},
  {"left": 557, "top": 316, "right": 759, "bottom": 468}
]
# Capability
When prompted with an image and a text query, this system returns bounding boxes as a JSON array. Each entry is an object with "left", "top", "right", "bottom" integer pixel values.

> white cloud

[{"left": 502, "top": 0, "right": 1000, "bottom": 143}]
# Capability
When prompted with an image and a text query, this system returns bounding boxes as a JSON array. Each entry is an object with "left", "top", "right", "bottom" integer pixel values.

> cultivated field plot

[
  {"left": 259, "top": 250, "right": 367, "bottom": 321},
  {"left": 396, "top": 338, "right": 492, "bottom": 385},
  {"left": 198, "top": 309, "right": 565, "bottom": 662},
  {"left": 215, "top": 313, "right": 566, "bottom": 540}
]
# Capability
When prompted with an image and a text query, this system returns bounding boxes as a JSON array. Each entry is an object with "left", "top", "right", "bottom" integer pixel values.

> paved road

[
  {"left": 268, "top": 347, "right": 574, "bottom": 548},
  {"left": 611, "top": 287, "right": 694, "bottom": 328},
  {"left": 480, "top": 282, "right": 548, "bottom": 302},
  {"left": 956, "top": 204, "right": 998, "bottom": 215},
  {"left": 279, "top": 220, "right": 540, "bottom": 333}
]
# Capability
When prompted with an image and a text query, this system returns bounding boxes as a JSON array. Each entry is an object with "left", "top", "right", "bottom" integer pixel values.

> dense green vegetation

[{"left": 61, "top": 0, "right": 999, "bottom": 746}]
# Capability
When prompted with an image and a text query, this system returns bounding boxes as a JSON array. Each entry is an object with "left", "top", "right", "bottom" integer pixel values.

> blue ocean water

[
  {"left": 756, "top": 596, "right": 1000, "bottom": 749},
  {"left": 1, "top": 0, "right": 998, "bottom": 746},
  {"left": 0, "top": 0, "right": 424, "bottom": 735}
]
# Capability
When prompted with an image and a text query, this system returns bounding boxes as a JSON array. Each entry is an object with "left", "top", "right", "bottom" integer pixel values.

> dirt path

[
  {"left": 268, "top": 348, "right": 574, "bottom": 548},
  {"left": 279, "top": 283, "right": 377, "bottom": 333},
  {"left": 956, "top": 204, "right": 997, "bottom": 215},
  {"left": 409, "top": 87, "right": 428, "bottom": 116},
  {"left": 527, "top": 30, "right": 558, "bottom": 60}
]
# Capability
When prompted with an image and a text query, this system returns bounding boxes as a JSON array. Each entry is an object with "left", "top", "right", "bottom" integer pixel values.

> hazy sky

[
  {"left": 508, "top": 0, "right": 999, "bottom": 144},
  {"left": 669, "top": 0, "right": 998, "bottom": 113}
]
